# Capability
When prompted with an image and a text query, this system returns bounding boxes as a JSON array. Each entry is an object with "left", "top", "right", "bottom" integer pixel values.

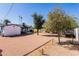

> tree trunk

[
  {"left": 58, "top": 32, "right": 61, "bottom": 44},
  {"left": 37, "top": 29, "right": 39, "bottom": 35},
  {"left": 71, "top": 35, "right": 74, "bottom": 44}
]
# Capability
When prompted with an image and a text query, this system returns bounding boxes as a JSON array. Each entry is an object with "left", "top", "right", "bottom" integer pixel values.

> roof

[
  {"left": 0, "top": 23, "right": 22, "bottom": 27},
  {"left": 6, "top": 24, "right": 22, "bottom": 26},
  {"left": 0, "top": 23, "right": 33, "bottom": 29}
]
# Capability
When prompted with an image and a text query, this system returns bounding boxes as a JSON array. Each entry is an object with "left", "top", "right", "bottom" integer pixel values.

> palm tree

[
  {"left": 32, "top": 13, "right": 45, "bottom": 35},
  {"left": 3, "top": 19, "right": 11, "bottom": 25},
  {"left": 45, "top": 7, "right": 78, "bottom": 44}
]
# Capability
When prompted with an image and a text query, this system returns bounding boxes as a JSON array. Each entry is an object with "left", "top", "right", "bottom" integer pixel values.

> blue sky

[{"left": 0, "top": 3, "right": 79, "bottom": 26}]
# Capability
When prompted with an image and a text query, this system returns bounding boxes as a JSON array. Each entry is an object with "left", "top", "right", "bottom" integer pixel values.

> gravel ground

[
  {"left": 28, "top": 33, "right": 79, "bottom": 56},
  {"left": 0, "top": 33, "right": 52, "bottom": 56},
  {"left": 0, "top": 33, "right": 79, "bottom": 56}
]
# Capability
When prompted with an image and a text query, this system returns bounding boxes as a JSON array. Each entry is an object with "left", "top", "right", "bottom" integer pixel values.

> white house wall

[
  {"left": 0, "top": 27, "right": 1, "bottom": 32},
  {"left": 2, "top": 25, "right": 21, "bottom": 36}
]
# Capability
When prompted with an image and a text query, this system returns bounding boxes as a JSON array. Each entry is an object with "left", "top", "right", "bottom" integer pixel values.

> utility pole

[{"left": 19, "top": 16, "right": 23, "bottom": 25}]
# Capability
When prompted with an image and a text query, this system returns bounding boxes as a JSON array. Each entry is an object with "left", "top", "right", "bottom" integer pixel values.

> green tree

[
  {"left": 45, "top": 8, "right": 68, "bottom": 44},
  {"left": 45, "top": 8, "right": 78, "bottom": 44},
  {"left": 21, "top": 23, "right": 28, "bottom": 33},
  {"left": 22, "top": 23, "right": 27, "bottom": 28},
  {"left": 3, "top": 19, "right": 11, "bottom": 25},
  {"left": 32, "top": 13, "right": 45, "bottom": 35},
  {"left": 64, "top": 15, "right": 78, "bottom": 30}
]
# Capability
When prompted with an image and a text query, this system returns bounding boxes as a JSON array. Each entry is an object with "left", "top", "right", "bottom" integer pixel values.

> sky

[{"left": 0, "top": 3, "right": 79, "bottom": 26}]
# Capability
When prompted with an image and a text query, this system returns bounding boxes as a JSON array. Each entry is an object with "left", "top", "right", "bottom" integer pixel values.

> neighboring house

[
  {"left": 27, "top": 26, "right": 33, "bottom": 32},
  {"left": 0, "top": 23, "right": 33, "bottom": 36},
  {"left": 71, "top": 28, "right": 79, "bottom": 44},
  {"left": 26, "top": 26, "right": 34, "bottom": 34},
  {"left": 1, "top": 24, "right": 21, "bottom": 36},
  {"left": 0, "top": 23, "right": 3, "bottom": 33},
  {"left": 21, "top": 25, "right": 33, "bottom": 34}
]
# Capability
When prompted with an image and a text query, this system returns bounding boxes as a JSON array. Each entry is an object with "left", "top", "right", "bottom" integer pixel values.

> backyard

[
  {"left": 28, "top": 33, "right": 79, "bottom": 56},
  {"left": 0, "top": 3, "right": 78, "bottom": 56},
  {"left": 0, "top": 33, "right": 79, "bottom": 56}
]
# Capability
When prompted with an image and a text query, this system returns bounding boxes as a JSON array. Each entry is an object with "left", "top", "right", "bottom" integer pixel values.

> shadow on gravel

[
  {"left": 0, "top": 49, "right": 3, "bottom": 56},
  {"left": 59, "top": 40, "right": 73, "bottom": 45},
  {"left": 59, "top": 40, "right": 79, "bottom": 51},
  {"left": 42, "top": 34, "right": 58, "bottom": 37},
  {"left": 2, "top": 33, "right": 34, "bottom": 38}
]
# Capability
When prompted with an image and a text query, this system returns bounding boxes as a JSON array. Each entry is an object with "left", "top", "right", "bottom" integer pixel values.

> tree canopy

[
  {"left": 45, "top": 8, "right": 78, "bottom": 33},
  {"left": 3, "top": 19, "right": 11, "bottom": 25},
  {"left": 32, "top": 13, "right": 45, "bottom": 35},
  {"left": 44, "top": 7, "right": 78, "bottom": 43}
]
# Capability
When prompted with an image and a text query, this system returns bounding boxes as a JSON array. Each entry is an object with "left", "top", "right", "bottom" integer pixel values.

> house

[
  {"left": 1, "top": 24, "right": 21, "bottom": 36},
  {"left": 68, "top": 28, "right": 79, "bottom": 44},
  {"left": 0, "top": 23, "right": 3, "bottom": 33},
  {"left": 21, "top": 25, "right": 34, "bottom": 34},
  {"left": 26, "top": 26, "right": 34, "bottom": 34},
  {"left": 73, "top": 28, "right": 79, "bottom": 43},
  {"left": 0, "top": 23, "right": 34, "bottom": 36}
]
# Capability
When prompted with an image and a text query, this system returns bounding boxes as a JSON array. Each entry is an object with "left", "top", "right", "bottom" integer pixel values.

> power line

[{"left": 3, "top": 3, "right": 14, "bottom": 19}]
